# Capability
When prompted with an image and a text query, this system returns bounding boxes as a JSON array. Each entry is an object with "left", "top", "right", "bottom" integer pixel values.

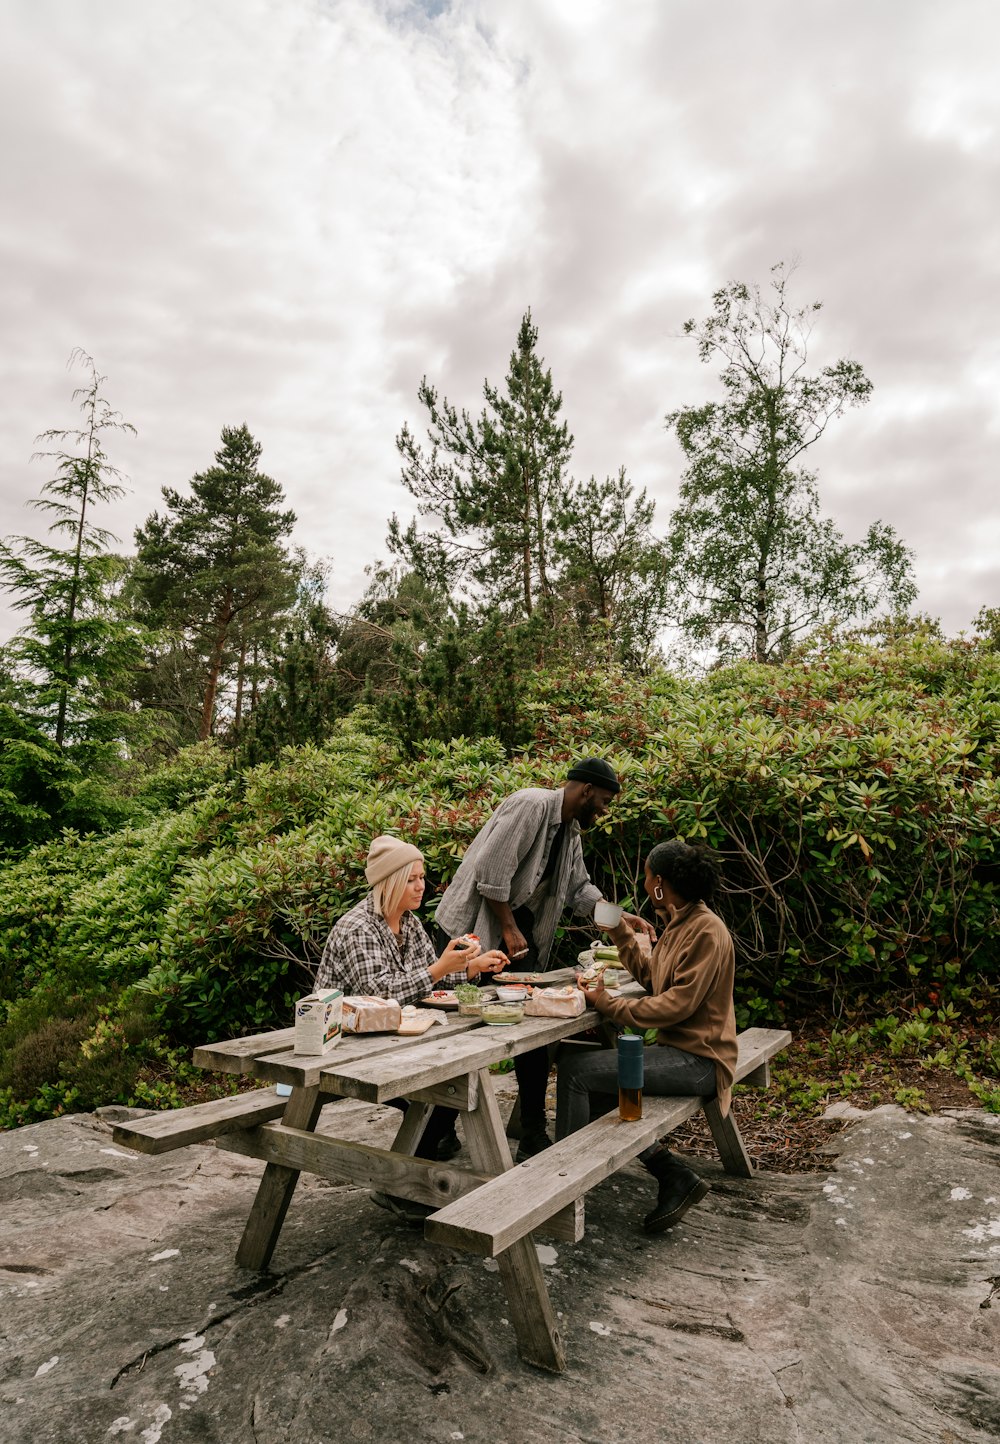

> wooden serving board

[
  {"left": 493, "top": 966, "right": 578, "bottom": 986},
  {"left": 397, "top": 1011, "right": 451, "bottom": 1036}
]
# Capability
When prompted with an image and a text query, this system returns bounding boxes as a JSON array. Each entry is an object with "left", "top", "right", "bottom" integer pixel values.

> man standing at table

[{"left": 434, "top": 757, "right": 654, "bottom": 1159}]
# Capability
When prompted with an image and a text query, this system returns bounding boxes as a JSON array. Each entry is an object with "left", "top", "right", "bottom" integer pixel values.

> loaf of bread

[{"left": 341, "top": 996, "right": 403, "bottom": 1033}]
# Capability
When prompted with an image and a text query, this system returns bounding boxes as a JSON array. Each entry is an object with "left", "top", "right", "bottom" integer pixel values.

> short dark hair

[{"left": 646, "top": 839, "right": 720, "bottom": 904}]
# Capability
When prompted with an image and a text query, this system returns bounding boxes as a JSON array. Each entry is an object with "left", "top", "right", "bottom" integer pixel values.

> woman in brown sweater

[{"left": 554, "top": 839, "right": 737, "bottom": 1234}]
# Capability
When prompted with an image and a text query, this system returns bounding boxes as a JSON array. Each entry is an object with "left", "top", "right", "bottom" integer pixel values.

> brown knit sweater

[{"left": 595, "top": 901, "right": 738, "bottom": 1116}]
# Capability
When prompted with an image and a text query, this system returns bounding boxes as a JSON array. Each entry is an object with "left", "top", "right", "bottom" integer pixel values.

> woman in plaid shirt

[{"left": 317, "top": 834, "right": 506, "bottom": 1223}]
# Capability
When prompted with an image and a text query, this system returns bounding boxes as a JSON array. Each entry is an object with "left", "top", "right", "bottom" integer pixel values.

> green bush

[
  {"left": 2, "top": 628, "right": 999, "bottom": 1124},
  {"left": 1, "top": 1016, "right": 93, "bottom": 1097},
  {"left": 127, "top": 740, "right": 231, "bottom": 816}
]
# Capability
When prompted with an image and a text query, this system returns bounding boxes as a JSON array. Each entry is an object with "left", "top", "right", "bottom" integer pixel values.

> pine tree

[
  {"left": 0, "top": 350, "right": 147, "bottom": 752},
  {"left": 554, "top": 468, "right": 669, "bottom": 667},
  {"left": 238, "top": 558, "right": 347, "bottom": 762},
  {"left": 390, "top": 311, "right": 573, "bottom": 622},
  {"left": 134, "top": 425, "right": 296, "bottom": 740}
]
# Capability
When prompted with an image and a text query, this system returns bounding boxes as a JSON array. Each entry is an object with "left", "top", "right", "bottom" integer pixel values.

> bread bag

[
  {"left": 341, "top": 996, "right": 403, "bottom": 1033},
  {"left": 523, "top": 985, "right": 586, "bottom": 1018}
]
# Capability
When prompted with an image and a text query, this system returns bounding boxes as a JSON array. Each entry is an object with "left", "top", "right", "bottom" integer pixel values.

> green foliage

[
  {"left": 134, "top": 423, "right": 297, "bottom": 743},
  {"left": 391, "top": 309, "right": 572, "bottom": 622},
  {"left": 3, "top": 630, "right": 1000, "bottom": 1124},
  {"left": 665, "top": 263, "right": 916, "bottom": 661},
  {"left": 0, "top": 353, "right": 159, "bottom": 846},
  {"left": 553, "top": 468, "right": 669, "bottom": 668},
  {"left": 0, "top": 986, "right": 208, "bottom": 1127},
  {"left": 1, "top": 1016, "right": 94, "bottom": 1098},
  {"left": 0, "top": 703, "right": 127, "bottom": 855},
  {"left": 0, "top": 351, "right": 149, "bottom": 755},
  {"left": 376, "top": 610, "right": 536, "bottom": 754},
  {"left": 0, "top": 788, "right": 234, "bottom": 1015},
  {"left": 128, "top": 740, "right": 230, "bottom": 815},
  {"left": 238, "top": 561, "right": 349, "bottom": 763}
]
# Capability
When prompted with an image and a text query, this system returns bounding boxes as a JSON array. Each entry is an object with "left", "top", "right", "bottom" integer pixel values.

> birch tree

[{"left": 665, "top": 263, "right": 915, "bottom": 662}]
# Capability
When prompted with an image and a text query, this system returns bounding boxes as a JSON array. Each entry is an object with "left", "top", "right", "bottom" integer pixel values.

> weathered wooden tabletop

[{"left": 194, "top": 1006, "right": 611, "bottom": 1371}]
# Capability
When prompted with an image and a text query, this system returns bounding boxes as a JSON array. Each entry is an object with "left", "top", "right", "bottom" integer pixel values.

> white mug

[{"left": 593, "top": 899, "right": 623, "bottom": 928}]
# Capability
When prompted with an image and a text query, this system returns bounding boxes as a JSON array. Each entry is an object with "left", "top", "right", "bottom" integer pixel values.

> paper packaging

[
  {"left": 294, "top": 989, "right": 343, "bottom": 1054},
  {"left": 524, "top": 985, "right": 586, "bottom": 1019},
  {"left": 341, "top": 996, "right": 402, "bottom": 1034}
]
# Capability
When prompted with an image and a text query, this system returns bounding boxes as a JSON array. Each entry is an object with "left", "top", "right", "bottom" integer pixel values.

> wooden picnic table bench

[
  {"left": 113, "top": 998, "right": 790, "bottom": 1373},
  {"left": 424, "top": 1026, "right": 790, "bottom": 1256}
]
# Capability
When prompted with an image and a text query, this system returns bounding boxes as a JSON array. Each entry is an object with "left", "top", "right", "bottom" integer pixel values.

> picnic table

[{"left": 114, "top": 986, "right": 790, "bottom": 1373}]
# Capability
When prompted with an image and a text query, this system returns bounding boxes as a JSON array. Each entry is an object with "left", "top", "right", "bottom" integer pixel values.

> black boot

[
  {"left": 515, "top": 1118, "right": 552, "bottom": 1162},
  {"left": 642, "top": 1151, "right": 710, "bottom": 1234},
  {"left": 436, "top": 1128, "right": 462, "bottom": 1162},
  {"left": 370, "top": 1192, "right": 433, "bottom": 1227}
]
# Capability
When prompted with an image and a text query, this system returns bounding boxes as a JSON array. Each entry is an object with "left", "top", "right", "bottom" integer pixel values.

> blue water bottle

[{"left": 618, "top": 1033, "right": 644, "bottom": 1120}]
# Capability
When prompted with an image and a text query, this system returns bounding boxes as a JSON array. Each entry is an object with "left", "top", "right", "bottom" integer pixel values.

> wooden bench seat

[
  {"left": 112, "top": 1088, "right": 290, "bottom": 1155},
  {"left": 215, "top": 1121, "right": 585, "bottom": 1244},
  {"left": 424, "top": 1026, "right": 791, "bottom": 1257}
]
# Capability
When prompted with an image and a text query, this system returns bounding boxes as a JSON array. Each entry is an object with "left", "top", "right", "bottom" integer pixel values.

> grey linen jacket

[{"left": 434, "top": 787, "right": 602, "bottom": 968}]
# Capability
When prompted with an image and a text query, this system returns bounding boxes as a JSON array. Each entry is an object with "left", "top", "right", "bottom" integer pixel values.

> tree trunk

[
  {"left": 599, "top": 576, "right": 613, "bottom": 666},
  {"left": 754, "top": 389, "right": 781, "bottom": 664},
  {"left": 55, "top": 433, "right": 97, "bottom": 747},
  {"left": 234, "top": 634, "right": 248, "bottom": 728},
  {"left": 754, "top": 569, "right": 768, "bottom": 663},
  {"left": 250, "top": 640, "right": 260, "bottom": 715},
  {"left": 526, "top": 408, "right": 553, "bottom": 624},
  {"left": 521, "top": 466, "right": 533, "bottom": 618},
  {"left": 200, "top": 602, "right": 231, "bottom": 740}
]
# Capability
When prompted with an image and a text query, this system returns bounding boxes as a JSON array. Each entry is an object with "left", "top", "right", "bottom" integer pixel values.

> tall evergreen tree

[
  {"left": 554, "top": 469, "right": 669, "bottom": 667},
  {"left": 238, "top": 558, "right": 347, "bottom": 762},
  {"left": 134, "top": 424, "right": 296, "bottom": 740},
  {"left": 390, "top": 311, "right": 573, "bottom": 622},
  {"left": 0, "top": 350, "right": 147, "bottom": 751}
]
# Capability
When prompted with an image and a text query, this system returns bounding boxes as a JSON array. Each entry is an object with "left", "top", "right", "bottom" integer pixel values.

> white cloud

[{"left": 2, "top": 0, "right": 999, "bottom": 641}]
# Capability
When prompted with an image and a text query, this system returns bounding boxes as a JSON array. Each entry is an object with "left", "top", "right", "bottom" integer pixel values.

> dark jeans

[
  {"left": 435, "top": 907, "right": 551, "bottom": 1133},
  {"left": 555, "top": 1040, "right": 716, "bottom": 1164}
]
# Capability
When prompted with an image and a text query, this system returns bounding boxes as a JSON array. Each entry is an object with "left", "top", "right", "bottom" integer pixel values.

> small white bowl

[{"left": 496, "top": 984, "right": 528, "bottom": 1002}]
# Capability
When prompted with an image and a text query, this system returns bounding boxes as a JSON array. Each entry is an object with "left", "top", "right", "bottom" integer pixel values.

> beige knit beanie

[{"left": 365, "top": 834, "right": 424, "bottom": 886}]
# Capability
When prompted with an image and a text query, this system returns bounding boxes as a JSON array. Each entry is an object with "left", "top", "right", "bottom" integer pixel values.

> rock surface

[{"left": 3, "top": 1094, "right": 999, "bottom": 1444}]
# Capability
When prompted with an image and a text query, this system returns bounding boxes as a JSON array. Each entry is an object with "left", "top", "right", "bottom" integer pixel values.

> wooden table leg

[
  {"left": 391, "top": 1100, "right": 434, "bottom": 1157},
  {"left": 703, "top": 1096, "right": 755, "bottom": 1177},
  {"left": 460, "top": 1068, "right": 566, "bottom": 1373},
  {"left": 235, "top": 1085, "right": 324, "bottom": 1270}
]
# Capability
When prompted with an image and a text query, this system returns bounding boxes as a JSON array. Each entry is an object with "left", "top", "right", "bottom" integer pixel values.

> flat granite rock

[{"left": 2, "top": 1097, "right": 999, "bottom": 1444}]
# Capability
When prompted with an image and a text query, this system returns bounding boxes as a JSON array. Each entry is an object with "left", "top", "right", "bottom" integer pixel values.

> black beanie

[{"left": 566, "top": 757, "right": 620, "bottom": 794}]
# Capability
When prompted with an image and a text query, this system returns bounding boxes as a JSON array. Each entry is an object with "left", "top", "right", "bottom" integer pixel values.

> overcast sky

[{"left": 2, "top": 0, "right": 998, "bottom": 644}]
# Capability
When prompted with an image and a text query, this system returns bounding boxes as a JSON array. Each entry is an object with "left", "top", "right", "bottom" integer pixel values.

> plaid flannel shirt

[{"left": 315, "top": 894, "right": 465, "bottom": 1004}]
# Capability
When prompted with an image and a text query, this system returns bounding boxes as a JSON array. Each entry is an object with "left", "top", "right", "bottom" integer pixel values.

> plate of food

[
  {"left": 575, "top": 946, "right": 622, "bottom": 985},
  {"left": 419, "top": 989, "right": 459, "bottom": 1008},
  {"left": 490, "top": 964, "right": 577, "bottom": 987}
]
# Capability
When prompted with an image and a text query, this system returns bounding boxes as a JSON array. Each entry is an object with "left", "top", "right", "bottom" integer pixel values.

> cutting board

[{"left": 396, "top": 1011, "right": 449, "bottom": 1036}]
